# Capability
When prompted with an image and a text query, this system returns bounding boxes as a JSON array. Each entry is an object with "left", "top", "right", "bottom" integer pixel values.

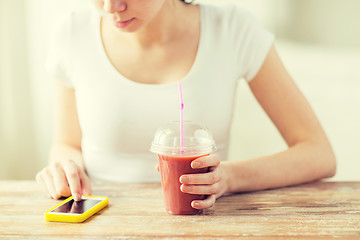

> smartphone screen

[{"left": 50, "top": 199, "right": 102, "bottom": 214}]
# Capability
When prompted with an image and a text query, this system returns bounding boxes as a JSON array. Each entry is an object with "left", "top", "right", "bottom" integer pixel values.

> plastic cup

[{"left": 150, "top": 121, "right": 217, "bottom": 215}]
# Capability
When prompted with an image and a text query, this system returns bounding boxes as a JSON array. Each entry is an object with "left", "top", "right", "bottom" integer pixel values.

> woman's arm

[
  {"left": 36, "top": 80, "right": 92, "bottom": 201},
  {"left": 223, "top": 44, "right": 336, "bottom": 193},
  {"left": 180, "top": 44, "right": 336, "bottom": 209}
]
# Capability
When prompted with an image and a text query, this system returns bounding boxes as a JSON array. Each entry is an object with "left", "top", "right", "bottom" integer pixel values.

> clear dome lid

[{"left": 150, "top": 121, "right": 217, "bottom": 156}]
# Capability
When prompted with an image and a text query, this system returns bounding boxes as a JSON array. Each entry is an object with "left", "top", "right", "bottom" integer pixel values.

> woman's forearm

[{"left": 223, "top": 139, "right": 336, "bottom": 194}]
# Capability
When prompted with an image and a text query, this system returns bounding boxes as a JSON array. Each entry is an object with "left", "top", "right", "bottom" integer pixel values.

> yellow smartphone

[{"left": 45, "top": 195, "right": 109, "bottom": 223}]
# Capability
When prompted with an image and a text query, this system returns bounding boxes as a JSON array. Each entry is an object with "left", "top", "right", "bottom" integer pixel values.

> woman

[{"left": 36, "top": 0, "right": 336, "bottom": 210}]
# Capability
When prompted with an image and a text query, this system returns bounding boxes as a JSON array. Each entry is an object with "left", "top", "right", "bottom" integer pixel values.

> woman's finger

[
  {"left": 191, "top": 195, "right": 216, "bottom": 210},
  {"left": 79, "top": 169, "right": 92, "bottom": 195},
  {"left": 191, "top": 154, "right": 220, "bottom": 169},
  {"left": 180, "top": 166, "right": 221, "bottom": 185},
  {"left": 63, "top": 160, "right": 82, "bottom": 201},
  {"left": 36, "top": 171, "right": 51, "bottom": 198},
  {"left": 40, "top": 168, "right": 61, "bottom": 199},
  {"left": 51, "top": 163, "right": 71, "bottom": 197},
  {"left": 181, "top": 182, "right": 220, "bottom": 195}
]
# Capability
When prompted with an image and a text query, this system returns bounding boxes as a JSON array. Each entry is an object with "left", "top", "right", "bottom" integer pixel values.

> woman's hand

[
  {"left": 179, "top": 154, "right": 229, "bottom": 210},
  {"left": 36, "top": 159, "right": 92, "bottom": 201}
]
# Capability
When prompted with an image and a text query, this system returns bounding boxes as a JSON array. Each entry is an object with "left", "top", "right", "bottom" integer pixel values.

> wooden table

[{"left": 0, "top": 181, "right": 359, "bottom": 239}]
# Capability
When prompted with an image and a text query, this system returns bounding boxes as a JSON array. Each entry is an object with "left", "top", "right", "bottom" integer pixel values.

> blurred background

[{"left": 0, "top": 0, "right": 359, "bottom": 181}]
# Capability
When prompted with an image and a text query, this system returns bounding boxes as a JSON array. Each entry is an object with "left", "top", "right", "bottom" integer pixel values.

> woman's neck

[{"left": 104, "top": 0, "right": 197, "bottom": 49}]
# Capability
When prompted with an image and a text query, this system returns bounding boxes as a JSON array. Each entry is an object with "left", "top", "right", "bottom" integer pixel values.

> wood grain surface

[{"left": 0, "top": 181, "right": 359, "bottom": 239}]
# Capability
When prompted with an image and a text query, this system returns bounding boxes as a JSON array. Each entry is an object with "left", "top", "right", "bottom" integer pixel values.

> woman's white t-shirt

[{"left": 46, "top": 2, "right": 274, "bottom": 182}]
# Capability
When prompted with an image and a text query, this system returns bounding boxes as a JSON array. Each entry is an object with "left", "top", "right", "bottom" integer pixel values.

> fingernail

[
  {"left": 192, "top": 162, "right": 200, "bottom": 168},
  {"left": 74, "top": 193, "right": 81, "bottom": 201},
  {"left": 180, "top": 176, "right": 188, "bottom": 183},
  {"left": 181, "top": 185, "right": 190, "bottom": 192},
  {"left": 193, "top": 202, "right": 200, "bottom": 207},
  {"left": 53, "top": 194, "right": 61, "bottom": 200}
]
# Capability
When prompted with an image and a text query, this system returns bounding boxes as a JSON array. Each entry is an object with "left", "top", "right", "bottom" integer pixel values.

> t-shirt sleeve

[
  {"left": 232, "top": 7, "right": 275, "bottom": 82},
  {"left": 45, "top": 13, "right": 73, "bottom": 88}
]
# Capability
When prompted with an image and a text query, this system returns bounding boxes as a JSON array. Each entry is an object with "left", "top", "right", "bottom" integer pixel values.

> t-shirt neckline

[{"left": 94, "top": 5, "right": 204, "bottom": 88}]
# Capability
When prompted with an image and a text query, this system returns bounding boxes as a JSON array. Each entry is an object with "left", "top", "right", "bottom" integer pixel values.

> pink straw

[{"left": 178, "top": 81, "right": 184, "bottom": 151}]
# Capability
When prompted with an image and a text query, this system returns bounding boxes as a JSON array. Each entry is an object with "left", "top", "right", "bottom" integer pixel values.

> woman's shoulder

[
  {"left": 198, "top": 1, "right": 265, "bottom": 37},
  {"left": 50, "top": 7, "right": 97, "bottom": 38},
  {"left": 198, "top": 0, "right": 254, "bottom": 20}
]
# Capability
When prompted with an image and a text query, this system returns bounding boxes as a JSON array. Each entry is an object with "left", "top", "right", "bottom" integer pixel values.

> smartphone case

[{"left": 45, "top": 195, "right": 109, "bottom": 223}]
